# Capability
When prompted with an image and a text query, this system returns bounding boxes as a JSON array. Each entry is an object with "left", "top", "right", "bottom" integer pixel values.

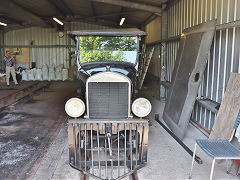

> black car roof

[{"left": 68, "top": 28, "right": 147, "bottom": 37}]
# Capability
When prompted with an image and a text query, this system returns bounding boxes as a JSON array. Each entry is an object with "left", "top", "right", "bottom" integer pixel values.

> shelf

[{"left": 196, "top": 98, "right": 220, "bottom": 114}]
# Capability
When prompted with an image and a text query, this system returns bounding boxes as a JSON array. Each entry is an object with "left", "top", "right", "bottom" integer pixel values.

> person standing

[{"left": 4, "top": 50, "right": 18, "bottom": 86}]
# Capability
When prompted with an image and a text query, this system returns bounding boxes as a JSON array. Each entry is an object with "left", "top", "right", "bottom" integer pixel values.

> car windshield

[{"left": 77, "top": 36, "right": 138, "bottom": 64}]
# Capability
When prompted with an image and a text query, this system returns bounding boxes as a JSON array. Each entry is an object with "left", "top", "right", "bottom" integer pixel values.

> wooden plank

[{"left": 209, "top": 73, "right": 240, "bottom": 140}]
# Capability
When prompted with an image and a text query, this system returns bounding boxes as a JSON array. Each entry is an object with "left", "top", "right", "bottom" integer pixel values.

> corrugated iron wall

[
  {"left": 3, "top": 22, "right": 107, "bottom": 68},
  {"left": 164, "top": 0, "right": 240, "bottom": 133},
  {"left": 165, "top": 40, "right": 179, "bottom": 81}
]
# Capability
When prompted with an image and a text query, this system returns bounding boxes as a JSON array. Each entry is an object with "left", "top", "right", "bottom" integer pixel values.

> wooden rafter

[
  {"left": 90, "top": 1, "right": 97, "bottom": 21},
  {"left": 47, "top": 0, "right": 65, "bottom": 16},
  {"left": 0, "top": 16, "right": 23, "bottom": 26},
  {"left": 49, "top": 0, "right": 74, "bottom": 16},
  {"left": 8, "top": 0, "right": 51, "bottom": 27},
  {"left": 141, "top": 14, "right": 158, "bottom": 27},
  {"left": 65, "top": 15, "right": 138, "bottom": 28},
  {"left": 91, "top": 0, "right": 164, "bottom": 15},
  {"left": 74, "top": 11, "right": 139, "bottom": 20}
]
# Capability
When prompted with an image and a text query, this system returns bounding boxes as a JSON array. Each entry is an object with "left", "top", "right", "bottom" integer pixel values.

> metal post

[
  {"left": 90, "top": 124, "right": 94, "bottom": 173},
  {"left": 104, "top": 123, "right": 108, "bottom": 178},
  {"left": 84, "top": 124, "right": 87, "bottom": 171},
  {"left": 136, "top": 124, "right": 138, "bottom": 166},
  {"left": 73, "top": 124, "right": 77, "bottom": 165},
  {"left": 117, "top": 123, "right": 120, "bottom": 177},
  {"left": 78, "top": 123, "right": 81, "bottom": 167},
  {"left": 189, "top": 142, "right": 197, "bottom": 179},
  {"left": 130, "top": 123, "right": 133, "bottom": 170},
  {"left": 124, "top": 123, "right": 127, "bottom": 173},
  {"left": 97, "top": 123, "right": 101, "bottom": 177},
  {"left": 110, "top": 123, "right": 113, "bottom": 179},
  {"left": 210, "top": 159, "right": 216, "bottom": 180}
]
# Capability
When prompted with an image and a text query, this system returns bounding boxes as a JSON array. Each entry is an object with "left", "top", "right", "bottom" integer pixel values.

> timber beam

[
  {"left": 91, "top": 0, "right": 164, "bottom": 16},
  {"left": 49, "top": 0, "right": 74, "bottom": 16},
  {"left": 74, "top": 11, "right": 139, "bottom": 20},
  {"left": 8, "top": 0, "right": 51, "bottom": 27}
]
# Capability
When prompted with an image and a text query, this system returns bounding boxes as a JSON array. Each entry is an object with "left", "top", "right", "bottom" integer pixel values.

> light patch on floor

[
  {"left": 0, "top": 142, "right": 35, "bottom": 166},
  {"left": 0, "top": 113, "right": 25, "bottom": 125}
]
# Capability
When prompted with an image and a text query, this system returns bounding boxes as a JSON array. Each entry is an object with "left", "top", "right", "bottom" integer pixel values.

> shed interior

[{"left": 1, "top": 0, "right": 240, "bottom": 179}]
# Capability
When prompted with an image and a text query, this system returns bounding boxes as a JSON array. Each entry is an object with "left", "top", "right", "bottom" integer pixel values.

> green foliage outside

[{"left": 78, "top": 36, "right": 137, "bottom": 63}]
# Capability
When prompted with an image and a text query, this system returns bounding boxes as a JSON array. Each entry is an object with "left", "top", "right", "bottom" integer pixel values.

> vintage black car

[{"left": 65, "top": 28, "right": 151, "bottom": 180}]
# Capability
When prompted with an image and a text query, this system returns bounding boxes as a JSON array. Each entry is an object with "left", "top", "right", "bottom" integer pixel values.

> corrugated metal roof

[
  {"left": 0, "top": 0, "right": 168, "bottom": 29},
  {"left": 14, "top": 0, "right": 58, "bottom": 17}
]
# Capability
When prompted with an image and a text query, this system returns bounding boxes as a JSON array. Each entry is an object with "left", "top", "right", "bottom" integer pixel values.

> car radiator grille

[{"left": 88, "top": 82, "right": 129, "bottom": 118}]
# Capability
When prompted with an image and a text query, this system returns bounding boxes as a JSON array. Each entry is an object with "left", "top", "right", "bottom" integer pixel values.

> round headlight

[
  {"left": 132, "top": 98, "right": 152, "bottom": 118},
  {"left": 65, "top": 98, "right": 85, "bottom": 118}
]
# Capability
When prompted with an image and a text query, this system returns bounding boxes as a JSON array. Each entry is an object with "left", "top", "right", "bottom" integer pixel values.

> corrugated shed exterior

[
  {"left": 2, "top": 22, "right": 107, "bottom": 68},
  {"left": 163, "top": 0, "right": 240, "bottom": 133}
]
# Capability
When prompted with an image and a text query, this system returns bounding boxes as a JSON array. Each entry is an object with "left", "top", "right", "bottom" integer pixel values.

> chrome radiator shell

[{"left": 85, "top": 72, "right": 132, "bottom": 118}]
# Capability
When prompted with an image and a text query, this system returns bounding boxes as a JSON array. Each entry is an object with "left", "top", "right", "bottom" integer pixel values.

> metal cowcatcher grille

[{"left": 68, "top": 119, "right": 149, "bottom": 180}]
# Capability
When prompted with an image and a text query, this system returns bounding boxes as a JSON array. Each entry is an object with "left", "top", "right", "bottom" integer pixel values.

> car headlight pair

[{"left": 65, "top": 97, "right": 151, "bottom": 118}]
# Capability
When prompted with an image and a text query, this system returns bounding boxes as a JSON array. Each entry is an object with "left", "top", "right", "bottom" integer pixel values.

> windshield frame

[{"left": 75, "top": 36, "right": 140, "bottom": 70}]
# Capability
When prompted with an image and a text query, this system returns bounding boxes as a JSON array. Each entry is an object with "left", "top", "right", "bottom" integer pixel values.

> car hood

[{"left": 80, "top": 61, "right": 137, "bottom": 73}]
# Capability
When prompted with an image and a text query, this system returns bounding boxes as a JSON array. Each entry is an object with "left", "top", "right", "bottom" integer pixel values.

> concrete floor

[
  {"left": 1, "top": 80, "right": 240, "bottom": 180},
  {"left": 31, "top": 99, "right": 240, "bottom": 180},
  {"left": 32, "top": 80, "right": 240, "bottom": 180},
  {"left": 0, "top": 81, "right": 79, "bottom": 180},
  {"left": 0, "top": 81, "right": 38, "bottom": 99}
]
